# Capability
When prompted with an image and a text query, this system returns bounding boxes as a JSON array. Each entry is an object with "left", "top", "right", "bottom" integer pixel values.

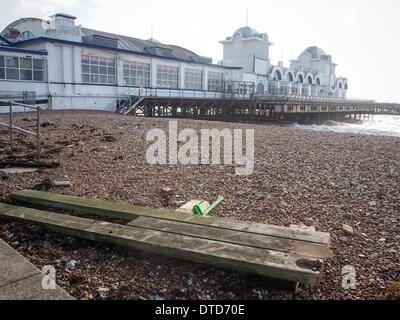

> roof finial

[{"left": 246, "top": 6, "right": 248, "bottom": 26}]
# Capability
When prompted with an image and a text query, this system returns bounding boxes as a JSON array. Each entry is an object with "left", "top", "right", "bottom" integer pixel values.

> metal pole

[
  {"left": 9, "top": 101, "right": 13, "bottom": 150},
  {"left": 36, "top": 106, "right": 41, "bottom": 162}
]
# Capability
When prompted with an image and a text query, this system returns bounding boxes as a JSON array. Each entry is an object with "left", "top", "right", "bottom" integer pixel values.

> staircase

[{"left": 116, "top": 95, "right": 144, "bottom": 115}]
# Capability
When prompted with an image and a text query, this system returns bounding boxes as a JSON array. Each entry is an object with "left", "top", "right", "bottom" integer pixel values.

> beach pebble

[
  {"left": 66, "top": 260, "right": 77, "bottom": 268},
  {"left": 342, "top": 224, "right": 354, "bottom": 235},
  {"left": 344, "top": 212, "right": 356, "bottom": 220}
]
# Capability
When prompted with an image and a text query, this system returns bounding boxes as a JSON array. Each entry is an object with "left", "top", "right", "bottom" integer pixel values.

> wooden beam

[
  {"left": 0, "top": 204, "right": 322, "bottom": 285},
  {"left": 11, "top": 190, "right": 330, "bottom": 245},
  {"left": 128, "top": 216, "right": 332, "bottom": 259}
]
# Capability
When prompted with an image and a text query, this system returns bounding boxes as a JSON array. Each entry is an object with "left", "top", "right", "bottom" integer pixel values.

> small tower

[
  {"left": 219, "top": 26, "right": 273, "bottom": 75},
  {"left": 46, "top": 13, "right": 81, "bottom": 41}
]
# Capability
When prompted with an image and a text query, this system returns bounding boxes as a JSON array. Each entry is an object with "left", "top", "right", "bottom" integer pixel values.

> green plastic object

[{"left": 193, "top": 196, "right": 224, "bottom": 216}]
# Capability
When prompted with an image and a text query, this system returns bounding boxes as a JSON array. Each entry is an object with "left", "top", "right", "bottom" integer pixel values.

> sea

[{"left": 288, "top": 115, "right": 400, "bottom": 138}]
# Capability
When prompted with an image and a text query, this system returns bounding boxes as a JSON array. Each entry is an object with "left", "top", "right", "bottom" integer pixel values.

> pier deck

[{"left": 116, "top": 87, "right": 400, "bottom": 122}]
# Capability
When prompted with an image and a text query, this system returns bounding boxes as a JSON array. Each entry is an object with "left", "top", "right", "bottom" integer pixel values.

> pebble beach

[{"left": 0, "top": 110, "right": 399, "bottom": 300}]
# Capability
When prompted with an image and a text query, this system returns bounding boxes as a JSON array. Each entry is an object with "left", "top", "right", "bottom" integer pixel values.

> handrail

[
  {"left": 0, "top": 101, "right": 41, "bottom": 161},
  {"left": 113, "top": 85, "right": 400, "bottom": 108},
  {"left": 9, "top": 101, "right": 41, "bottom": 110}
]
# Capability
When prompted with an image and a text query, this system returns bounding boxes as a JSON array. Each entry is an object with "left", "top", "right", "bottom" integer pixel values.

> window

[
  {"left": 208, "top": 71, "right": 224, "bottom": 91},
  {"left": 157, "top": 65, "right": 179, "bottom": 88},
  {"left": 81, "top": 55, "right": 116, "bottom": 84},
  {"left": 184, "top": 68, "right": 203, "bottom": 90},
  {"left": 0, "top": 56, "right": 4, "bottom": 80},
  {"left": 6, "top": 56, "right": 19, "bottom": 68},
  {"left": 33, "top": 59, "right": 44, "bottom": 81},
  {"left": 20, "top": 58, "right": 32, "bottom": 80},
  {"left": 123, "top": 61, "right": 151, "bottom": 87},
  {"left": 6, "top": 56, "right": 19, "bottom": 80},
  {"left": 0, "top": 55, "right": 46, "bottom": 81}
]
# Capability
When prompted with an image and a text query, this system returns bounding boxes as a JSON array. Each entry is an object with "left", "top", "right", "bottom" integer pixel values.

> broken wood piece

[
  {"left": 175, "top": 200, "right": 200, "bottom": 214},
  {"left": 0, "top": 162, "right": 60, "bottom": 169},
  {"left": 0, "top": 167, "right": 38, "bottom": 174}
]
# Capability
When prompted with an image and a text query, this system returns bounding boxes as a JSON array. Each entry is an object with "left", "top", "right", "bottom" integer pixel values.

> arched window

[
  {"left": 344, "top": 83, "right": 348, "bottom": 90},
  {"left": 338, "top": 82, "right": 343, "bottom": 89},
  {"left": 307, "top": 76, "right": 313, "bottom": 85},
  {"left": 315, "top": 77, "right": 321, "bottom": 86},
  {"left": 286, "top": 72, "right": 294, "bottom": 82},
  {"left": 297, "top": 74, "right": 304, "bottom": 84},
  {"left": 274, "top": 70, "right": 282, "bottom": 81},
  {"left": 256, "top": 82, "right": 265, "bottom": 94}
]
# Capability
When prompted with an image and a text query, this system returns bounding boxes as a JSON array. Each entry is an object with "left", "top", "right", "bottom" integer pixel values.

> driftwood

[{"left": 0, "top": 161, "right": 60, "bottom": 169}]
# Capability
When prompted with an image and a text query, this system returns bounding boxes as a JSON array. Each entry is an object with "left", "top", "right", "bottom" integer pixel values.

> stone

[
  {"left": 344, "top": 212, "right": 356, "bottom": 220},
  {"left": 187, "top": 272, "right": 196, "bottom": 279},
  {"left": 342, "top": 224, "right": 354, "bottom": 235},
  {"left": 236, "top": 191, "right": 245, "bottom": 197},
  {"left": 66, "top": 260, "right": 77, "bottom": 268}
]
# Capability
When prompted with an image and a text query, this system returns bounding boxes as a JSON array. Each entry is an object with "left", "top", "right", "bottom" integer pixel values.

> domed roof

[
  {"left": 304, "top": 46, "right": 326, "bottom": 59},
  {"left": 234, "top": 26, "right": 259, "bottom": 38},
  {"left": 147, "top": 37, "right": 160, "bottom": 44}
]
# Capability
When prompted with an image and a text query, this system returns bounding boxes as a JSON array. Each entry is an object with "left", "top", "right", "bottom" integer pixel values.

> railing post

[
  {"left": 9, "top": 101, "right": 13, "bottom": 150},
  {"left": 36, "top": 106, "right": 41, "bottom": 162}
]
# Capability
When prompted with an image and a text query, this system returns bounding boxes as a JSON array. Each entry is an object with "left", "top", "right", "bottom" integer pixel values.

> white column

[
  {"left": 179, "top": 63, "right": 185, "bottom": 89},
  {"left": 116, "top": 54, "right": 125, "bottom": 95},
  {"left": 72, "top": 46, "right": 81, "bottom": 84},
  {"left": 203, "top": 67, "right": 208, "bottom": 91},
  {"left": 151, "top": 58, "right": 157, "bottom": 87}
]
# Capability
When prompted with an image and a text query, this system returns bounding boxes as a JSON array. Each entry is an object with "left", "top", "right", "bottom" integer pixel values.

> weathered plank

[
  {"left": 11, "top": 190, "right": 330, "bottom": 245},
  {"left": 0, "top": 203, "right": 322, "bottom": 285},
  {"left": 128, "top": 216, "right": 332, "bottom": 259}
]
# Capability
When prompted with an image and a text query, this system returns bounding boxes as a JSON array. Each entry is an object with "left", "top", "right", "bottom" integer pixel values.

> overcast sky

[{"left": 1, "top": 0, "right": 399, "bottom": 102}]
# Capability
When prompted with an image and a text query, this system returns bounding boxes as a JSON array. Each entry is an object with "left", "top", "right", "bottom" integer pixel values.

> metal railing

[
  {"left": 0, "top": 101, "right": 41, "bottom": 161},
  {"left": 116, "top": 85, "right": 255, "bottom": 102},
  {"left": 0, "top": 91, "right": 36, "bottom": 104}
]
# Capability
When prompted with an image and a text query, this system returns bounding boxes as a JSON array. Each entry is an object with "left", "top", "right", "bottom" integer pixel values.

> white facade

[
  {"left": 0, "top": 14, "right": 348, "bottom": 112},
  {"left": 220, "top": 26, "right": 348, "bottom": 97}
]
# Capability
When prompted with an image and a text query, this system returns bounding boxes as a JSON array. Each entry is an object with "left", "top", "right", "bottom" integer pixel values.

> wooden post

[
  {"left": 9, "top": 101, "right": 13, "bottom": 150},
  {"left": 36, "top": 106, "right": 41, "bottom": 162}
]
